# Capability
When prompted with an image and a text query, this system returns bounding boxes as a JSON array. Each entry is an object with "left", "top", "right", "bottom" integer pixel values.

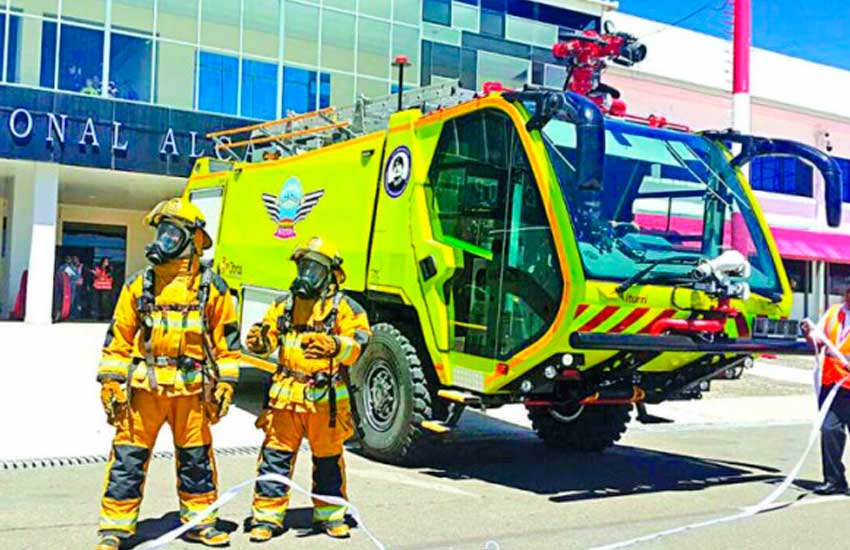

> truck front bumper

[{"left": 569, "top": 332, "right": 813, "bottom": 355}]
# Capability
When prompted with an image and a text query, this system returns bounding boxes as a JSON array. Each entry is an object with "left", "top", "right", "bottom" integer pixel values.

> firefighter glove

[
  {"left": 213, "top": 383, "right": 234, "bottom": 422},
  {"left": 302, "top": 332, "right": 340, "bottom": 359},
  {"left": 100, "top": 380, "right": 128, "bottom": 425},
  {"left": 246, "top": 323, "right": 270, "bottom": 353}
]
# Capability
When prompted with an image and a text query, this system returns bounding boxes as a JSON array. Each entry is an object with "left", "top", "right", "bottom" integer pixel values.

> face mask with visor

[
  {"left": 290, "top": 253, "right": 334, "bottom": 299},
  {"left": 145, "top": 220, "right": 191, "bottom": 265}
]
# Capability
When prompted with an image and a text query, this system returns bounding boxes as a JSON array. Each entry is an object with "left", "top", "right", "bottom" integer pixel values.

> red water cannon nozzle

[
  {"left": 482, "top": 81, "right": 513, "bottom": 95},
  {"left": 552, "top": 21, "right": 646, "bottom": 111}
]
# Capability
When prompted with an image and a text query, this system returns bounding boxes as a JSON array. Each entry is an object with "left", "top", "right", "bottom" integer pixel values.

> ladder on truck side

[{"left": 206, "top": 81, "right": 475, "bottom": 162}]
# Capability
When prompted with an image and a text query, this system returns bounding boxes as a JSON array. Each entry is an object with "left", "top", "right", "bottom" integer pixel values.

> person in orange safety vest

[
  {"left": 803, "top": 285, "right": 850, "bottom": 496},
  {"left": 92, "top": 257, "right": 115, "bottom": 320},
  {"left": 95, "top": 197, "right": 241, "bottom": 550},
  {"left": 244, "top": 236, "right": 370, "bottom": 542}
]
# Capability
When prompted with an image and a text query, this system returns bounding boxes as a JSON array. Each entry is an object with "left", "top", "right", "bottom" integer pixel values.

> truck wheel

[
  {"left": 527, "top": 404, "right": 631, "bottom": 452},
  {"left": 351, "top": 323, "right": 433, "bottom": 464}
]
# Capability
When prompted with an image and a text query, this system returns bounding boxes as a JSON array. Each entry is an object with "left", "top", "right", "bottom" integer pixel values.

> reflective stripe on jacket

[
  {"left": 96, "top": 258, "right": 241, "bottom": 396},
  {"left": 257, "top": 292, "right": 370, "bottom": 413},
  {"left": 93, "top": 267, "right": 114, "bottom": 290},
  {"left": 820, "top": 304, "right": 850, "bottom": 389}
]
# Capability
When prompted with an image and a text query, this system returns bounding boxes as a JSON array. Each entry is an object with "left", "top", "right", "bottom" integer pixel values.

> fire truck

[{"left": 183, "top": 23, "right": 842, "bottom": 464}]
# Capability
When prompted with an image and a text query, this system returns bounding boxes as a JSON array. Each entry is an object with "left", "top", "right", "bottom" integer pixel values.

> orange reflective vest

[
  {"left": 820, "top": 304, "right": 850, "bottom": 389},
  {"left": 93, "top": 267, "right": 114, "bottom": 291}
]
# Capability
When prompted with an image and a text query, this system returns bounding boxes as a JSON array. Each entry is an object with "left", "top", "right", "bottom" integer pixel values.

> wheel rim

[{"left": 364, "top": 360, "right": 399, "bottom": 432}]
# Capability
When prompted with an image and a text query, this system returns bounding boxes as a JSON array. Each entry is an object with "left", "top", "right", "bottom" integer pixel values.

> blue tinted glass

[
  {"left": 319, "top": 72, "right": 331, "bottom": 108},
  {"left": 241, "top": 59, "right": 277, "bottom": 119},
  {"left": 750, "top": 157, "right": 813, "bottom": 197},
  {"left": 58, "top": 24, "right": 104, "bottom": 94},
  {"left": 456, "top": 0, "right": 477, "bottom": 4},
  {"left": 40, "top": 21, "right": 56, "bottom": 88},
  {"left": 282, "top": 66, "right": 317, "bottom": 114},
  {"left": 198, "top": 51, "right": 238, "bottom": 114},
  {"left": 506, "top": 0, "right": 534, "bottom": 17},
  {"left": 110, "top": 34, "right": 152, "bottom": 101},
  {"left": 481, "top": 0, "right": 505, "bottom": 11},
  {"left": 538, "top": 4, "right": 598, "bottom": 30},
  {"left": 431, "top": 42, "right": 459, "bottom": 78},
  {"left": 423, "top": 0, "right": 451, "bottom": 26},
  {"left": 480, "top": 9, "right": 504, "bottom": 37}
]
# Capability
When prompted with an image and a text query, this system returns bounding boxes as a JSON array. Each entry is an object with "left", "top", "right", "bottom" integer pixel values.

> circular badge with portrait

[{"left": 384, "top": 146, "right": 412, "bottom": 199}]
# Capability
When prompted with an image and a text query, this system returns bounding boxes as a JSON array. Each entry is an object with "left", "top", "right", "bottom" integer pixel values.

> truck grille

[{"left": 752, "top": 317, "right": 799, "bottom": 339}]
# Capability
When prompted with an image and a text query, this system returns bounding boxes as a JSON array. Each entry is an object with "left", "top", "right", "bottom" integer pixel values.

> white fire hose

[
  {"left": 589, "top": 319, "right": 849, "bottom": 550},
  {"left": 140, "top": 472, "right": 385, "bottom": 549}
]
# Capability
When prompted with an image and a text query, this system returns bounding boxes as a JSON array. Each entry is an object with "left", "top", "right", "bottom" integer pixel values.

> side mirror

[{"left": 703, "top": 131, "right": 844, "bottom": 227}]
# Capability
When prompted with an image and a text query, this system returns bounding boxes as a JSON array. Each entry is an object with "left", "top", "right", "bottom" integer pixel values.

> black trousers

[{"left": 820, "top": 385, "right": 850, "bottom": 486}]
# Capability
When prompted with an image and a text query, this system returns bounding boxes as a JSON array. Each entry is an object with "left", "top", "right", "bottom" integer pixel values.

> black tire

[
  {"left": 351, "top": 322, "right": 433, "bottom": 464},
  {"left": 527, "top": 404, "right": 631, "bottom": 452}
]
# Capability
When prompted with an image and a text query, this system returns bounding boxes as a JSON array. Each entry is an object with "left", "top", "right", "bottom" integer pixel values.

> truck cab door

[{"left": 416, "top": 107, "right": 564, "bottom": 389}]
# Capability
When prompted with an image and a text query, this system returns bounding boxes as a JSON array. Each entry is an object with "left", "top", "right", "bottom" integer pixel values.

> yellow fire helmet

[
  {"left": 145, "top": 197, "right": 213, "bottom": 250},
  {"left": 291, "top": 236, "right": 346, "bottom": 285}
]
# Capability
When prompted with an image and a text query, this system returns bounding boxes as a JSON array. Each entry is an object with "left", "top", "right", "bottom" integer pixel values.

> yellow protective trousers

[
  {"left": 251, "top": 407, "right": 354, "bottom": 529},
  {"left": 98, "top": 390, "right": 218, "bottom": 536}
]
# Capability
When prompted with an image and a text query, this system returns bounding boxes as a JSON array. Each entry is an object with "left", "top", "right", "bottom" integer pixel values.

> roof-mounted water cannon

[
  {"left": 552, "top": 20, "right": 646, "bottom": 113},
  {"left": 691, "top": 250, "right": 752, "bottom": 302}
]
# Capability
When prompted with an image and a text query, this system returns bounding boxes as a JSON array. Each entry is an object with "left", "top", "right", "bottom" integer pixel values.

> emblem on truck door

[
  {"left": 261, "top": 176, "right": 325, "bottom": 240},
  {"left": 384, "top": 146, "right": 411, "bottom": 198}
]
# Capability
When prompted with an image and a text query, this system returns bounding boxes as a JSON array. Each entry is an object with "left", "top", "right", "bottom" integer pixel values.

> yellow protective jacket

[
  {"left": 256, "top": 291, "right": 370, "bottom": 412},
  {"left": 96, "top": 258, "right": 241, "bottom": 396}
]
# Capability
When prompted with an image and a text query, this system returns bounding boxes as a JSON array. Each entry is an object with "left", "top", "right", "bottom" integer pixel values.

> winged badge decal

[{"left": 261, "top": 176, "right": 325, "bottom": 240}]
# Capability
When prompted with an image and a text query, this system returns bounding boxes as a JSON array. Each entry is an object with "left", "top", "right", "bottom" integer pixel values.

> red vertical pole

[{"left": 732, "top": 0, "right": 751, "bottom": 132}]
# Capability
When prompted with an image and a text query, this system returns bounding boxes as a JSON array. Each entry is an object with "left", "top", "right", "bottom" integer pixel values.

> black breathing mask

[
  {"left": 290, "top": 257, "right": 332, "bottom": 299},
  {"left": 145, "top": 220, "right": 191, "bottom": 265}
]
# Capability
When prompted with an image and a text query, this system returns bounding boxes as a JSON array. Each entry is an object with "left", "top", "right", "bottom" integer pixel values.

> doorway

[{"left": 55, "top": 222, "right": 127, "bottom": 322}]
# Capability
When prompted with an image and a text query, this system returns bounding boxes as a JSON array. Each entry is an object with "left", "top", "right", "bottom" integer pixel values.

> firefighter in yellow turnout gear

[
  {"left": 95, "top": 198, "right": 241, "bottom": 550},
  {"left": 245, "top": 237, "right": 370, "bottom": 542}
]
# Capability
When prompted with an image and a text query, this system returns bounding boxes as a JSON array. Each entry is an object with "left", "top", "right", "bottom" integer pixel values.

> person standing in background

[{"left": 92, "top": 258, "right": 115, "bottom": 321}]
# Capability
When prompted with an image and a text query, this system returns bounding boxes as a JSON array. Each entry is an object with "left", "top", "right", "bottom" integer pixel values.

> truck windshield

[{"left": 542, "top": 118, "right": 781, "bottom": 295}]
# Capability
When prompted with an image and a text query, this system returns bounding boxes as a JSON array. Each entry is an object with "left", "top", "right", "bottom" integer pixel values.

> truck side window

[{"left": 427, "top": 108, "right": 563, "bottom": 359}]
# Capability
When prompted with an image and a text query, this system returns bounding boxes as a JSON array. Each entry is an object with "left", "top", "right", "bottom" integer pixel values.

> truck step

[
  {"left": 437, "top": 389, "right": 482, "bottom": 406},
  {"left": 420, "top": 420, "right": 451, "bottom": 434}
]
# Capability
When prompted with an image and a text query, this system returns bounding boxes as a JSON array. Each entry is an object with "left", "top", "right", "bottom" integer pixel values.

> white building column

[
  {"left": 22, "top": 163, "right": 59, "bottom": 324},
  {"left": 6, "top": 163, "right": 34, "bottom": 317},
  {"left": 812, "top": 260, "right": 827, "bottom": 317}
]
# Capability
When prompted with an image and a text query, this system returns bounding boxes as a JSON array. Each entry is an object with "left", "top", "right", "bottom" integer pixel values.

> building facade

[{"left": 0, "top": 0, "right": 848, "bottom": 324}]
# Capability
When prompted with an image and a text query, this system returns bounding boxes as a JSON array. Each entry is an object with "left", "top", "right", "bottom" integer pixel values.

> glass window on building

[
  {"left": 783, "top": 259, "right": 811, "bottom": 293},
  {"left": 155, "top": 40, "right": 196, "bottom": 109},
  {"left": 328, "top": 71, "right": 354, "bottom": 106},
  {"left": 61, "top": 0, "right": 106, "bottom": 24},
  {"left": 241, "top": 59, "right": 277, "bottom": 120},
  {"left": 325, "top": 0, "right": 356, "bottom": 10},
  {"left": 38, "top": 20, "right": 57, "bottom": 88},
  {"left": 392, "top": 25, "right": 420, "bottom": 86},
  {"left": 109, "top": 33, "right": 152, "bottom": 101},
  {"left": 479, "top": 8, "right": 504, "bottom": 37},
  {"left": 243, "top": 0, "right": 280, "bottom": 59},
  {"left": 198, "top": 51, "right": 238, "bottom": 114},
  {"left": 828, "top": 263, "right": 850, "bottom": 299},
  {"left": 356, "top": 76, "right": 387, "bottom": 99},
  {"left": 284, "top": 1, "right": 318, "bottom": 66},
  {"left": 423, "top": 0, "right": 451, "bottom": 26},
  {"left": 42, "top": 23, "right": 105, "bottom": 94},
  {"left": 749, "top": 157, "right": 814, "bottom": 197},
  {"left": 282, "top": 67, "right": 329, "bottom": 114},
  {"left": 112, "top": 0, "right": 154, "bottom": 34},
  {"left": 10, "top": 0, "right": 59, "bottom": 17},
  {"left": 321, "top": 10, "right": 355, "bottom": 72},
  {"left": 358, "top": 18, "right": 390, "bottom": 79},
  {"left": 1, "top": 14, "right": 22, "bottom": 83},
  {"left": 430, "top": 41, "right": 460, "bottom": 80},
  {"left": 157, "top": 0, "right": 199, "bottom": 43},
  {"left": 201, "top": 0, "right": 240, "bottom": 52},
  {"left": 452, "top": 1, "right": 479, "bottom": 32},
  {"left": 477, "top": 50, "right": 528, "bottom": 89},
  {"left": 394, "top": 0, "right": 421, "bottom": 25},
  {"left": 361, "top": 0, "right": 391, "bottom": 19}
]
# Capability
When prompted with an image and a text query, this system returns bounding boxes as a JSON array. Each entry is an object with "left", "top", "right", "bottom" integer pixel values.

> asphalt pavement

[{"left": 3, "top": 360, "right": 850, "bottom": 550}]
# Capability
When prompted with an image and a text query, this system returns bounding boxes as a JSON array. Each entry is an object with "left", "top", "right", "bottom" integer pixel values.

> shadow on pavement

[
  {"left": 124, "top": 513, "right": 238, "bottom": 549},
  {"left": 410, "top": 412, "right": 801, "bottom": 504}
]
